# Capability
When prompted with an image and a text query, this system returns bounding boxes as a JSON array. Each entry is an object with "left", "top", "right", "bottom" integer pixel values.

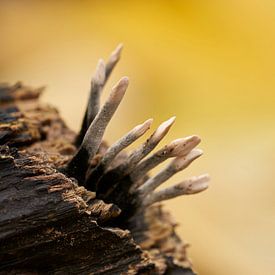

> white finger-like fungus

[
  {"left": 66, "top": 77, "right": 128, "bottom": 182},
  {"left": 76, "top": 44, "right": 123, "bottom": 146},
  {"left": 82, "top": 76, "right": 129, "bottom": 157},
  {"left": 143, "top": 174, "right": 210, "bottom": 206},
  {"left": 104, "top": 116, "right": 176, "bottom": 179},
  {"left": 87, "top": 59, "right": 106, "bottom": 126},
  {"left": 106, "top": 43, "right": 123, "bottom": 79},
  {"left": 130, "top": 135, "right": 201, "bottom": 183},
  {"left": 138, "top": 148, "right": 203, "bottom": 197},
  {"left": 66, "top": 45, "right": 209, "bottom": 212},
  {"left": 87, "top": 118, "right": 153, "bottom": 186}
]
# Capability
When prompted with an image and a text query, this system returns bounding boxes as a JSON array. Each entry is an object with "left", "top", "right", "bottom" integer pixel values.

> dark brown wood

[{"left": 0, "top": 83, "right": 195, "bottom": 274}]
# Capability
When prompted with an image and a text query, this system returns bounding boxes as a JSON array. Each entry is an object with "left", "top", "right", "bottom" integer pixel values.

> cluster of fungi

[{"left": 0, "top": 45, "right": 209, "bottom": 274}]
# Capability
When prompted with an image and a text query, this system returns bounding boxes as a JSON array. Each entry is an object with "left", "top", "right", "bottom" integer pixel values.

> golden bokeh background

[{"left": 1, "top": 1, "right": 275, "bottom": 274}]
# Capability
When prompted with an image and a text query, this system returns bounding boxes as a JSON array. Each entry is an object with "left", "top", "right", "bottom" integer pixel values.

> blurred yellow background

[{"left": 1, "top": 1, "right": 275, "bottom": 274}]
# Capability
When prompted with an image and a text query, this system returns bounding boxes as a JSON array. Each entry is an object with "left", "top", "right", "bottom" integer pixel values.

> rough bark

[{"left": 0, "top": 82, "right": 195, "bottom": 274}]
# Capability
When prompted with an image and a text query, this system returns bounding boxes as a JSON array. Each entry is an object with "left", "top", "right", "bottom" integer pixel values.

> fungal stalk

[{"left": 63, "top": 44, "right": 209, "bottom": 214}]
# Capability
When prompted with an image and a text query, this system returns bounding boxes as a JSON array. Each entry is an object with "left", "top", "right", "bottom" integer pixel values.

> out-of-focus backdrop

[{"left": 1, "top": 1, "right": 275, "bottom": 274}]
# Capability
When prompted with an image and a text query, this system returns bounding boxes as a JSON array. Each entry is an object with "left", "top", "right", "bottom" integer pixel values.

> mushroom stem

[
  {"left": 86, "top": 118, "right": 153, "bottom": 187},
  {"left": 131, "top": 135, "right": 201, "bottom": 183},
  {"left": 105, "top": 43, "right": 123, "bottom": 80},
  {"left": 76, "top": 44, "right": 123, "bottom": 146},
  {"left": 143, "top": 174, "right": 210, "bottom": 205},
  {"left": 104, "top": 116, "right": 176, "bottom": 179},
  {"left": 138, "top": 148, "right": 203, "bottom": 197},
  {"left": 87, "top": 59, "right": 106, "bottom": 127},
  {"left": 66, "top": 77, "right": 129, "bottom": 183}
]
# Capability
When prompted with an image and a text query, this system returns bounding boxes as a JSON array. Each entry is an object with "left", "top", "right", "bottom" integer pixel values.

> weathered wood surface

[{"left": 0, "top": 83, "right": 195, "bottom": 274}]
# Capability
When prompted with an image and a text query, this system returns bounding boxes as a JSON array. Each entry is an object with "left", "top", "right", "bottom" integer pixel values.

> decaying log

[{"left": 0, "top": 46, "right": 209, "bottom": 274}]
